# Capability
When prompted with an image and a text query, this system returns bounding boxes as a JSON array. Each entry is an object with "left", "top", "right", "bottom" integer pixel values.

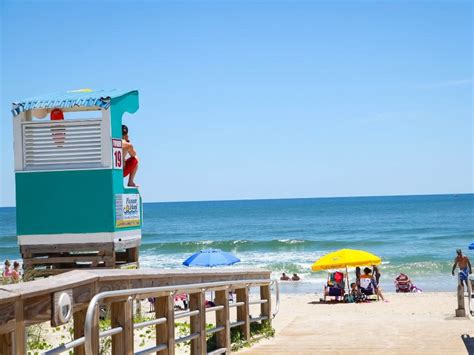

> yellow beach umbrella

[
  {"left": 311, "top": 249, "right": 381, "bottom": 271},
  {"left": 311, "top": 249, "right": 382, "bottom": 294}
]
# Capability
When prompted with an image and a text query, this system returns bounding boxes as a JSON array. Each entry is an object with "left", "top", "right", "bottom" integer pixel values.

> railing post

[
  {"left": 260, "top": 284, "right": 272, "bottom": 325},
  {"left": 236, "top": 287, "right": 250, "bottom": 341},
  {"left": 111, "top": 299, "right": 134, "bottom": 355},
  {"left": 189, "top": 292, "right": 206, "bottom": 355},
  {"left": 74, "top": 308, "right": 87, "bottom": 355},
  {"left": 0, "top": 332, "right": 13, "bottom": 355},
  {"left": 155, "top": 294, "right": 175, "bottom": 355},
  {"left": 87, "top": 304, "right": 100, "bottom": 355},
  {"left": 215, "top": 289, "right": 230, "bottom": 351},
  {"left": 456, "top": 275, "right": 466, "bottom": 317},
  {"left": 14, "top": 300, "right": 25, "bottom": 355}
]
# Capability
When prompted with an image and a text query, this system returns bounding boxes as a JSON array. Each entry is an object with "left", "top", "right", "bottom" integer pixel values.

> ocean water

[{"left": 1, "top": 194, "right": 473, "bottom": 293}]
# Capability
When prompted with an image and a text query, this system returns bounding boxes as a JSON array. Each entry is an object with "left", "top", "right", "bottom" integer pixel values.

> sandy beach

[{"left": 241, "top": 292, "right": 472, "bottom": 355}]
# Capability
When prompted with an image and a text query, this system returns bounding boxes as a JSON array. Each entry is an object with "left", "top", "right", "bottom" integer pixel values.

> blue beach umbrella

[
  {"left": 183, "top": 249, "right": 240, "bottom": 267},
  {"left": 469, "top": 243, "right": 474, "bottom": 250}
]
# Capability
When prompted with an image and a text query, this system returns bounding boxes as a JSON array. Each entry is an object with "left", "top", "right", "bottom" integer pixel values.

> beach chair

[
  {"left": 359, "top": 276, "right": 379, "bottom": 300},
  {"left": 323, "top": 271, "right": 345, "bottom": 302},
  {"left": 394, "top": 273, "right": 413, "bottom": 293}
]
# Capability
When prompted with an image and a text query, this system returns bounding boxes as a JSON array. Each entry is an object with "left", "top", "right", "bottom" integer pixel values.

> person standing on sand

[
  {"left": 452, "top": 249, "right": 472, "bottom": 288},
  {"left": 355, "top": 267, "right": 361, "bottom": 287},
  {"left": 122, "top": 125, "right": 139, "bottom": 187},
  {"left": 372, "top": 265, "right": 381, "bottom": 286}
]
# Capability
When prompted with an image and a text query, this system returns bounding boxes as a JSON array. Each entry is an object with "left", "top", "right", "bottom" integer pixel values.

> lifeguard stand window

[
  {"left": 15, "top": 109, "right": 112, "bottom": 171},
  {"left": 22, "top": 119, "right": 103, "bottom": 171}
]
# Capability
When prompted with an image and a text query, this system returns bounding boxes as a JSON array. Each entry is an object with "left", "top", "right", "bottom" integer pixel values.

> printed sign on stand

[
  {"left": 115, "top": 194, "right": 141, "bottom": 227},
  {"left": 112, "top": 139, "right": 122, "bottom": 169}
]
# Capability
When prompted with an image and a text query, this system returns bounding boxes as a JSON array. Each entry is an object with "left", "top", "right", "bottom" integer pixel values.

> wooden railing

[{"left": 0, "top": 268, "right": 275, "bottom": 354}]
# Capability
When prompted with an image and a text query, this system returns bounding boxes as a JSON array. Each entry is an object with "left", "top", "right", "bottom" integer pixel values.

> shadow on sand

[
  {"left": 308, "top": 300, "right": 344, "bottom": 305},
  {"left": 462, "top": 334, "right": 474, "bottom": 355}
]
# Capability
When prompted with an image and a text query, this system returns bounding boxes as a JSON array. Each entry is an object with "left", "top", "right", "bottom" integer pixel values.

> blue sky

[{"left": 1, "top": 0, "right": 472, "bottom": 206}]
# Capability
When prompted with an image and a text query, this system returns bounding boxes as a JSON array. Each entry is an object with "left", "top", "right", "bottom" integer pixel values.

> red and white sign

[{"left": 112, "top": 139, "right": 123, "bottom": 169}]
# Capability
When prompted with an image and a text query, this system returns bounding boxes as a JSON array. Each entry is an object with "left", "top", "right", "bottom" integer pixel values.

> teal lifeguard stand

[{"left": 11, "top": 89, "right": 142, "bottom": 276}]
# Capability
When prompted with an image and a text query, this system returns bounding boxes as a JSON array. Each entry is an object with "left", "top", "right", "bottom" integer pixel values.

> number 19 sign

[{"left": 112, "top": 139, "right": 123, "bottom": 169}]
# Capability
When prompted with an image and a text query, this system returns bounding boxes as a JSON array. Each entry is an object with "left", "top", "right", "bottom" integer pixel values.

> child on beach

[{"left": 350, "top": 282, "right": 366, "bottom": 303}]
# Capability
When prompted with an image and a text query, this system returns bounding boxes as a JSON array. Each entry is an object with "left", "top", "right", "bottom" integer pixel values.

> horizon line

[
  {"left": 3, "top": 191, "right": 472, "bottom": 208},
  {"left": 146, "top": 192, "right": 472, "bottom": 204}
]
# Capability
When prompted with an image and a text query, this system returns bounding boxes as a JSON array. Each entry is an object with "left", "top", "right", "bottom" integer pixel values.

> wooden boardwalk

[{"left": 241, "top": 292, "right": 471, "bottom": 355}]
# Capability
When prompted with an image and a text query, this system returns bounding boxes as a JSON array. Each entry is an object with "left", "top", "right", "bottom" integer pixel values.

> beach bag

[
  {"left": 345, "top": 294, "right": 355, "bottom": 303},
  {"left": 355, "top": 292, "right": 367, "bottom": 303}
]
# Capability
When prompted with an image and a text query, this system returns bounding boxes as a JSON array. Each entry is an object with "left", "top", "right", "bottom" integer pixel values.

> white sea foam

[{"left": 278, "top": 239, "right": 305, "bottom": 244}]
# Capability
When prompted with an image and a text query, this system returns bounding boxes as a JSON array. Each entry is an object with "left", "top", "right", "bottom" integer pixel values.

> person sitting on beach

[
  {"left": 2, "top": 260, "right": 12, "bottom": 284},
  {"left": 175, "top": 292, "right": 188, "bottom": 310},
  {"left": 122, "top": 124, "right": 139, "bottom": 187},
  {"left": 148, "top": 297, "right": 156, "bottom": 312},
  {"left": 291, "top": 273, "right": 300, "bottom": 281},
  {"left": 205, "top": 300, "right": 216, "bottom": 308},
  {"left": 359, "top": 267, "right": 385, "bottom": 301},
  {"left": 394, "top": 273, "right": 412, "bottom": 293},
  {"left": 452, "top": 249, "right": 472, "bottom": 289},
  {"left": 322, "top": 271, "right": 345, "bottom": 302},
  {"left": 280, "top": 273, "right": 290, "bottom": 281},
  {"left": 11, "top": 261, "right": 21, "bottom": 283},
  {"left": 350, "top": 282, "right": 366, "bottom": 303}
]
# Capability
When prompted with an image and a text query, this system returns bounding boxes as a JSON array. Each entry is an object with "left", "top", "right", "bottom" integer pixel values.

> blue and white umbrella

[{"left": 183, "top": 249, "right": 240, "bottom": 267}]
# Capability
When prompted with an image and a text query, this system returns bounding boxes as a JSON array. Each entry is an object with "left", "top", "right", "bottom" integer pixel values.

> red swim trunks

[{"left": 123, "top": 156, "right": 138, "bottom": 177}]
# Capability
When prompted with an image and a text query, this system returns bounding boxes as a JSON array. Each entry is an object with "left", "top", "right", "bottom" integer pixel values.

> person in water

[
  {"left": 280, "top": 273, "right": 290, "bottom": 281},
  {"left": 291, "top": 273, "right": 300, "bottom": 281},
  {"left": 122, "top": 125, "right": 139, "bottom": 187},
  {"left": 452, "top": 249, "right": 472, "bottom": 288}
]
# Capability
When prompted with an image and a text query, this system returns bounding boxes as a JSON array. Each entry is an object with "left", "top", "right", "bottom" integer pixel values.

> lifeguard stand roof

[{"left": 12, "top": 89, "right": 138, "bottom": 116}]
